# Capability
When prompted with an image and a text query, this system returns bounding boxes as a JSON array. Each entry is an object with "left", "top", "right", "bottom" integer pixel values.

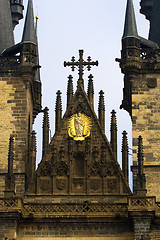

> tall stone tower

[
  {"left": 118, "top": 0, "right": 160, "bottom": 200},
  {"left": 0, "top": 0, "right": 41, "bottom": 198}
]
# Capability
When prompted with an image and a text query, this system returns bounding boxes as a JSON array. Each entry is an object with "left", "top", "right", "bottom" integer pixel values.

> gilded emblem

[{"left": 68, "top": 113, "right": 92, "bottom": 141}]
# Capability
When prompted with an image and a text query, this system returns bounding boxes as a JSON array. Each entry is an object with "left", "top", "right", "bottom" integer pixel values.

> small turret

[
  {"left": 122, "top": 131, "right": 129, "bottom": 183},
  {"left": 42, "top": 107, "right": 50, "bottom": 158},
  {"left": 110, "top": 110, "right": 117, "bottom": 160},
  {"left": 122, "top": 0, "right": 140, "bottom": 51},
  {"left": 55, "top": 90, "right": 62, "bottom": 131},
  {"left": 10, "top": 0, "right": 24, "bottom": 30},
  {"left": 87, "top": 74, "right": 94, "bottom": 107},
  {"left": 98, "top": 90, "right": 105, "bottom": 132},
  {"left": 67, "top": 75, "right": 73, "bottom": 108}
]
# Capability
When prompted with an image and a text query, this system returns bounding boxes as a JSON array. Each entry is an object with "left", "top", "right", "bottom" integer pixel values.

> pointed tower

[
  {"left": 0, "top": 0, "right": 14, "bottom": 54},
  {"left": 0, "top": 0, "right": 41, "bottom": 197},
  {"left": 118, "top": 0, "right": 160, "bottom": 200},
  {"left": 22, "top": 0, "right": 36, "bottom": 43},
  {"left": 122, "top": 0, "right": 138, "bottom": 39}
]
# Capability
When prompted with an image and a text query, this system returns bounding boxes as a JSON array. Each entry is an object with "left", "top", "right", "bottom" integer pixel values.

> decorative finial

[
  {"left": 110, "top": 110, "right": 117, "bottom": 160},
  {"left": 55, "top": 90, "right": 62, "bottom": 131},
  {"left": 122, "top": 130, "right": 129, "bottom": 183},
  {"left": 98, "top": 90, "right": 105, "bottom": 132},
  {"left": 35, "top": 6, "right": 39, "bottom": 35},
  {"left": 67, "top": 75, "right": 73, "bottom": 107},
  {"left": 136, "top": 135, "right": 146, "bottom": 195},
  {"left": 8, "top": 135, "right": 14, "bottom": 175},
  {"left": 87, "top": 74, "right": 94, "bottom": 107},
  {"left": 36, "top": 6, "right": 39, "bottom": 20},
  {"left": 64, "top": 50, "right": 98, "bottom": 87},
  {"left": 42, "top": 107, "right": 50, "bottom": 157}
]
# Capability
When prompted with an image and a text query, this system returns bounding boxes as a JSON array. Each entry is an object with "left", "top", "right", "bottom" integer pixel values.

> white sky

[{"left": 14, "top": 0, "right": 149, "bottom": 188}]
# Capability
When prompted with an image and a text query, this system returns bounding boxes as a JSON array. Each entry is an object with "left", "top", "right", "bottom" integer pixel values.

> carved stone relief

[
  {"left": 56, "top": 161, "right": 68, "bottom": 176},
  {"left": 56, "top": 178, "right": 67, "bottom": 190},
  {"left": 40, "top": 161, "right": 52, "bottom": 176},
  {"left": 90, "top": 179, "right": 101, "bottom": 191},
  {"left": 90, "top": 161, "right": 101, "bottom": 176}
]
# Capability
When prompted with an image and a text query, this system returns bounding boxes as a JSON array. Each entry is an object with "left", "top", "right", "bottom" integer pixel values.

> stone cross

[{"left": 64, "top": 50, "right": 98, "bottom": 84}]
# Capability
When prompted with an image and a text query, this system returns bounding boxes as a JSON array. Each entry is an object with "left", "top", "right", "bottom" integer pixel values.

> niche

[{"left": 73, "top": 152, "right": 85, "bottom": 178}]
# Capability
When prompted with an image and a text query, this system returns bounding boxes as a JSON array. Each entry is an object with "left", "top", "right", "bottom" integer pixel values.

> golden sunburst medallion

[{"left": 68, "top": 113, "right": 92, "bottom": 141}]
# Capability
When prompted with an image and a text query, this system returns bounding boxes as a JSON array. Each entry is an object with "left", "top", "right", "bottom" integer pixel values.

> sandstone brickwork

[{"left": 132, "top": 74, "right": 160, "bottom": 200}]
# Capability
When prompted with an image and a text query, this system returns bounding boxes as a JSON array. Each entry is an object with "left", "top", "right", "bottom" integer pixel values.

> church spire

[
  {"left": 55, "top": 90, "right": 62, "bottom": 131},
  {"left": 22, "top": 0, "right": 36, "bottom": 43},
  {"left": 110, "top": 110, "right": 117, "bottom": 160},
  {"left": 98, "top": 90, "right": 105, "bottom": 132},
  {"left": 122, "top": 0, "right": 138, "bottom": 39},
  {"left": 149, "top": 0, "right": 160, "bottom": 47},
  {"left": 87, "top": 74, "right": 94, "bottom": 107},
  {"left": 0, "top": 0, "right": 14, "bottom": 54},
  {"left": 122, "top": 131, "right": 129, "bottom": 184},
  {"left": 67, "top": 75, "right": 73, "bottom": 107},
  {"left": 42, "top": 107, "right": 50, "bottom": 158}
]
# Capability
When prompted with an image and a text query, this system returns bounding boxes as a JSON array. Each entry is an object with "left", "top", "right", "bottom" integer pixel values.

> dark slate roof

[
  {"left": 0, "top": 0, "right": 14, "bottom": 55},
  {"left": 22, "top": 0, "right": 36, "bottom": 43},
  {"left": 149, "top": 0, "right": 160, "bottom": 47},
  {"left": 138, "top": 36, "right": 159, "bottom": 49},
  {"left": 122, "top": 0, "right": 138, "bottom": 38}
]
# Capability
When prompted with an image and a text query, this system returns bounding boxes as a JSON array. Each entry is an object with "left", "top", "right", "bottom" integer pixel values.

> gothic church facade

[{"left": 0, "top": 0, "right": 160, "bottom": 239}]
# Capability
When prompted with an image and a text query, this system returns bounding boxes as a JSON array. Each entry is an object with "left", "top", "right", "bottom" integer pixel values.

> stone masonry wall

[
  {"left": 132, "top": 73, "right": 160, "bottom": 200},
  {"left": 17, "top": 221, "right": 133, "bottom": 240},
  {"left": 0, "top": 75, "right": 33, "bottom": 196}
]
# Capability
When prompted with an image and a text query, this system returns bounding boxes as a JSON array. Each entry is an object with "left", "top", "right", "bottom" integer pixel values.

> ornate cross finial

[{"left": 64, "top": 50, "right": 98, "bottom": 86}]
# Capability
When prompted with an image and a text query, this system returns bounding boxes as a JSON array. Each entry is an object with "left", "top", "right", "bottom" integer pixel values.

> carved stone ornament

[
  {"left": 68, "top": 113, "right": 92, "bottom": 141},
  {"left": 90, "top": 161, "right": 101, "bottom": 176},
  {"left": 107, "top": 178, "right": 118, "bottom": 193},
  {"left": 92, "top": 146, "right": 99, "bottom": 159},
  {"left": 100, "top": 161, "right": 117, "bottom": 177},
  {"left": 56, "top": 161, "right": 68, "bottom": 176},
  {"left": 59, "top": 145, "right": 65, "bottom": 159},
  {"left": 73, "top": 178, "right": 84, "bottom": 190},
  {"left": 40, "top": 178, "right": 51, "bottom": 191},
  {"left": 147, "top": 78, "right": 157, "bottom": 88},
  {"left": 40, "top": 161, "right": 52, "bottom": 176},
  {"left": 56, "top": 178, "right": 67, "bottom": 190},
  {"left": 90, "top": 179, "right": 100, "bottom": 191}
]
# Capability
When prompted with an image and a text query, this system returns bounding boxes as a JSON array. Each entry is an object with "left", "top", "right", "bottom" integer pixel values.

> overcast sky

[{"left": 15, "top": 0, "right": 149, "bottom": 187}]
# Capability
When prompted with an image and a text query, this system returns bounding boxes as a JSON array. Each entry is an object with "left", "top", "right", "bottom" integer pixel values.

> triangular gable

[{"left": 35, "top": 83, "right": 131, "bottom": 196}]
